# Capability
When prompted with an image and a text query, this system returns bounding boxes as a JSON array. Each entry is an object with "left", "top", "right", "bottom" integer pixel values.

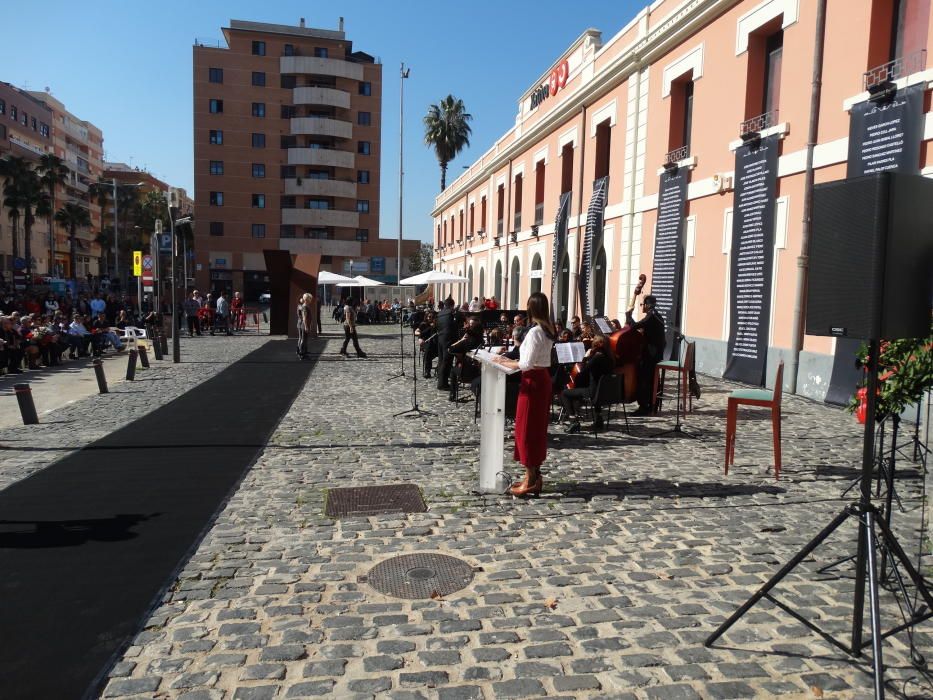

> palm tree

[
  {"left": 423, "top": 95, "right": 473, "bottom": 191},
  {"left": 0, "top": 156, "right": 31, "bottom": 265},
  {"left": 19, "top": 168, "right": 49, "bottom": 282},
  {"left": 38, "top": 154, "right": 70, "bottom": 276},
  {"left": 55, "top": 202, "right": 91, "bottom": 283}
]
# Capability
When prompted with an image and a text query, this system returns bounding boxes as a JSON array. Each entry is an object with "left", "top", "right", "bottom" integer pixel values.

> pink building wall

[{"left": 432, "top": 0, "right": 932, "bottom": 399}]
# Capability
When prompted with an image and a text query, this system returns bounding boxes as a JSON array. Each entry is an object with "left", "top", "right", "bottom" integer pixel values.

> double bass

[{"left": 607, "top": 273, "right": 647, "bottom": 403}]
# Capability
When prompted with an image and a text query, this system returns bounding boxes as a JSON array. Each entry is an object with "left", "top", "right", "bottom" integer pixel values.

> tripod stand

[
  {"left": 393, "top": 331, "right": 435, "bottom": 419},
  {"left": 386, "top": 313, "right": 406, "bottom": 382},
  {"left": 705, "top": 340, "right": 933, "bottom": 699},
  {"left": 657, "top": 332, "right": 700, "bottom": 439}
]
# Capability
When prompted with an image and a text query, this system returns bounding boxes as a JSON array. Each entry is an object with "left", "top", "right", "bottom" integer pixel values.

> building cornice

[{"left": 432, "top": 0, "right": 741, "bottom": 217}]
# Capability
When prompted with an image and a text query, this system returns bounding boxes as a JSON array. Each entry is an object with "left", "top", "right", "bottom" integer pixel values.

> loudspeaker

[{"left": 807, "top": 172, "right": 932, "bottom": 340}]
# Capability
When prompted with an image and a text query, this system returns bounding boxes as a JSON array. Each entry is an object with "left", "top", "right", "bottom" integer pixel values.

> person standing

[
  {"left": 183, "top": 292, "right": 202, "bottom": 336},
  {"left": 339, "top": 298, "right": 367, "bottom": 358},
  {"left": 434, "top": 298, "right": 457, "bottom": 390},
  {"left": 296, "top": 293, "right": 312, "bottom": 359},
  {"left": 625, "top": 293, "right": 666, "bottom": 416},
  {"left": 492, "top": 292, "right": 556, "bottom": 496},
  {"left": 213, "top": 292, "right": 232, "bottom": 336},
  {"left": 231, "top": 291, "right": 245, "bottom": 331}
]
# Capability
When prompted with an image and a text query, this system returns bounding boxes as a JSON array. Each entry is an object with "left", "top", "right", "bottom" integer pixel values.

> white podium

[{"left": 472, "top": 350, "right": 520, "bottom": 493}]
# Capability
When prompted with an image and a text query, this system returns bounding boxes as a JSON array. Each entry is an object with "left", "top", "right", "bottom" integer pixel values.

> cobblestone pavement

[
  {"left": 0, "top": 329, "right": 269, "bottom": 491},
  {"left": 18, "top": 321, "right": 931, "bottom": 700}
]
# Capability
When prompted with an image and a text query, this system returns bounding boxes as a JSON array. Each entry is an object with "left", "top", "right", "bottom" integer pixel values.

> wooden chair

[
  {"left": 724, "top": 361, "right": 784, "bottom": 480},
  {"left": 652, "top": 341, "right": 695, "bottom": 415}
]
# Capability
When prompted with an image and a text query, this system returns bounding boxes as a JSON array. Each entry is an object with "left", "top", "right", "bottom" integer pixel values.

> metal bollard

[
  {"left": 13, "top": 383, "right": 39, "bottom": 424},
  {"left": 126, "top": 348, "right": 138, "bottom": 381},
  {"left": 152, "top": 334, "right": 164, "bottom": 360},
  {"left": 93, "top": 359, "right": 109, "bottom": 394},
  {"left": 159, "top": 333, "right": 168, "bottom": 356},
  {"left": 138, "top": 345, "right": 150, "bottom": 368}
]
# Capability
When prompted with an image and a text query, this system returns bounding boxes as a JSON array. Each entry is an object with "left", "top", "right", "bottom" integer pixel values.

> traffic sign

[
  {"left": 132, "top": 251, "right": 142, "bottom": 277},
  {"left": 159, "top": 233, "right": 172, "bottom": 253},
  {"left": 13, "top": 257, "right": 26, "bottom": 271},
  {"left": 142, "top": 255, "right": 154, "bottom": 272}
]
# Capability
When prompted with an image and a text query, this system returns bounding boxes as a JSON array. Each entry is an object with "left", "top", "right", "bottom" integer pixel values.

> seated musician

[
  {"left": 570, "top": 316, "right": 583, "bottom": 340},
  {"left": 511, "top": 314, "right": 528, "bottom": 345},
  {"left": 579, "top": 320, "right": 595, "bottom": 343},
  {"left": 610, "top": 318, "right": 622, "bottom": 331},
  {"left": 448, "top": 316, "right": 485, "bottom": 401},
  {"left": 551, "top": 329, "right": 573, "bottom": 392},
  {"left": 560, "top": 333, "right": 615, "bottom": 433},
  {"left": 625, "top": 293, "right": 666, "bottom": 416},
  {"left": 414, "top": 311, "right": 437, "bottom": 379}
]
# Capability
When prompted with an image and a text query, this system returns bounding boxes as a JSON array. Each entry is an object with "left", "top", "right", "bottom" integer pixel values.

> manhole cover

[
  {"left": 366, "top": 553, "right": 474, "bottom": 599},
  {"left": 325, "top": 484, "right": 426, "bottom": 518}
]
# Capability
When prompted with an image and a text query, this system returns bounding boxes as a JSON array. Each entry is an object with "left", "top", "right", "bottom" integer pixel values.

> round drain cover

[{"left": 367, "top": 553, "right": 474, "bottom": 599}]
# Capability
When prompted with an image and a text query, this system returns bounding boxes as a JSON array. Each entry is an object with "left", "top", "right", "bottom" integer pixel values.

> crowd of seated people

[
  {"left": 0, "top": 287, "right": 159, "bottom": 376},
  {"left": 331, "top": 298, "right": 404, "bottom": 325}
]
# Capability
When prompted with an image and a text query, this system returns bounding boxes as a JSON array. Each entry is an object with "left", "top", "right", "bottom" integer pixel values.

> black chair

[{"left": 583, "top": 374, "right": 629, "bottom": 437}]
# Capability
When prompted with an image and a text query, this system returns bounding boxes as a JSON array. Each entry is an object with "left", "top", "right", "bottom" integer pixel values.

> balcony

[
  {"left": 282, "top": 208, "right": 359, "bottom": 228},
  {"left": 513, "top": 212, "right": 522, "bottom": 232},
  {"left": 285, "top": 178, "right": 356, "bottom": 198},
  {"left": 280, "top": 56, "right": 364, "bottom": 81},
  {"left": 293, "top": 86, "right": 350, "bottom": 109},
  {"left": 534, "top": 203, "right": 544, "bottom": 226},
  {"left": 290, "top": 116, "right": 352, "bottom": 139},
  {"left": 287, "top": 148, "right": 355, "bottom": 169}
]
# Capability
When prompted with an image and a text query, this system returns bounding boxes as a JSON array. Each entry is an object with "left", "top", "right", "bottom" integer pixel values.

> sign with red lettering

[{"left": 530, "top": 59, "right": 569, "bottom": 110}]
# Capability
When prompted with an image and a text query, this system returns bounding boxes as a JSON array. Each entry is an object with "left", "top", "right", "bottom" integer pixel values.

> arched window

[
  {"left": 494, "top": 260, "right": 503, "bottom": 301},
  {"left": 467, "top": 265, "right": 474, "bottom": 300},
  {"left": 593, "top": 245, "right": 607, "bottom": 317},
  {"left": 530, "top": 253, "right": 543, "bottom": 295},
  {"left": 478, "top": 267, "right": 485, "bottom": 298},
  {"left": 510, "top": 257, "right": 521, "bottom": 309}
]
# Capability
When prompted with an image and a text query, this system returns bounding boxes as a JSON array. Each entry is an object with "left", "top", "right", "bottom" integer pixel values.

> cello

[{"left": 607, "top": 273, "right": 647, "bottom": 402}]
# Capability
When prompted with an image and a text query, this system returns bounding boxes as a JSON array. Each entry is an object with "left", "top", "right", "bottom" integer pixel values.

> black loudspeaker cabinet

[{"left": 807, "top": 172, "right": 932, "bottom": 340}]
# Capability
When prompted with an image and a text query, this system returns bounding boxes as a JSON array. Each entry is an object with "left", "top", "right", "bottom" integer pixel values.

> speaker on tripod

[{"left": 707, "top": 172, "right": 933, "bottom": 699}]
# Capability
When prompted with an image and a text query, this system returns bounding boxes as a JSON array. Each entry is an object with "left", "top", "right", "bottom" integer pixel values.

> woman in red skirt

[{"left": 493, "top": 292, "right": 556, "bottom": 496}]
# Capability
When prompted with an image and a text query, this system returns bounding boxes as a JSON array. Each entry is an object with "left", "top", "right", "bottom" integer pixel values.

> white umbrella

[
  {"left": 399, "top": 270, "right": 468, "bottom": 285},
  {"left": 336, "top": 275, "right": 385, "bottom": 287},
  {"left": 318, "top": 270, "right": 355, "bottom": 284}
]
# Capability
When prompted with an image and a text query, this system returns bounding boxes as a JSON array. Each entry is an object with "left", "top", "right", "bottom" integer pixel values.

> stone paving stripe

[
  {"left": 325, "top": 483, "right": 426, "bottom": 518},
  {"left": 0, "top": 339, "right": 317, "bottom": 700}
]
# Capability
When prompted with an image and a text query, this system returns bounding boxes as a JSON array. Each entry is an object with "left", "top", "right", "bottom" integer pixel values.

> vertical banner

[
  {"left": 650, "top": 167, "right": 689, "bottom": 359},
  {"left": 578, "top": 176, "right": 608, "bottom": 318},
  {"left": 825, "top": 84, "right": 925, "bottom": 405},
  {"left": 550, "top": 192, "right": 571, "bottom": 322},
  {"left": 724, "top": 134, "right": 779, "bottom": 386}
]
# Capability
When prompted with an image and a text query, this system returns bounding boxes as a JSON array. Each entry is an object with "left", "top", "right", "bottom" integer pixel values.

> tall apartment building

[
  {"left": 0, "top": 82, "right": 53, "bottom": 276},
  {"left": 193, "top": 18, "right": 417, "bottom": 301},
  {"left": 27, "top": 89, "right": 104, "bottom": 279}
]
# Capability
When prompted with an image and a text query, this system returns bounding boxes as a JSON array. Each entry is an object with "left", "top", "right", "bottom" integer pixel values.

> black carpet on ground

[{"left": 0, "top": 339, "right": 317, "bottom": 700}]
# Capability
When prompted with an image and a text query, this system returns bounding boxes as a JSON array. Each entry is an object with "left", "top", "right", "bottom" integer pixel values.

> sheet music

[
  {"left": 594, "top": 316, "right": 613, "bottom": 334},
  {"left": 472, "top": 349, "right": 520, "bottom": 374},
  {"left": 555, "top": 342, "right": 586, "bottom": 364}
]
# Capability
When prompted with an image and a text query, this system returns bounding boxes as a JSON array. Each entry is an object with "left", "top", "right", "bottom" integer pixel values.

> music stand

[
  {"left": 394, "top": 330, "right": 435, "bottom": 419},
  {"left": 705, "top": 339, "right": 933, "bottom": 699},
  {"left": 657, "top": 330, "right": 700, "bottom": 439},
  {"left": 386, "top": 312, "right": 406, "bottom": 382}
]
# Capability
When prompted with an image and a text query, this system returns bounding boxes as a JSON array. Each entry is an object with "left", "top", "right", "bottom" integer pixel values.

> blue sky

[{"left": 1, "top": 1, "right": 644, "bottom": 242}]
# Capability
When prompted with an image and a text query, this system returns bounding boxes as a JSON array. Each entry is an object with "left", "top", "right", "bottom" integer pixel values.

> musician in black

[
  {"left": 625, "top": 293, "right": 666, "bottom": 416},
  {"left": 559, "top": 334, "right": 615, "bottom": 433},
  {"left": 447, "top": 316, "right": 484, "bottom": 401},
  {"left": 435, "top": 298, "right": 458, "bottom": 390}
]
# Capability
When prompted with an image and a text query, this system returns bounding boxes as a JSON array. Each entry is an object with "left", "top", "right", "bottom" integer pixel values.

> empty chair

[
  {"left": 582, "top": 373, "right": 628, "bottom": 436},
  {"left": 724, "top": 361, "right": 784, "bottom": 480},
  {"left": 652, "top": 341, "right": 695, "bottom": 415}
]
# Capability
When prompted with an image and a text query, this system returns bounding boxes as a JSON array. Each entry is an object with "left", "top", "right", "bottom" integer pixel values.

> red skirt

[{"left": 513, "top": 368, "right": 551, "bottom": 468}]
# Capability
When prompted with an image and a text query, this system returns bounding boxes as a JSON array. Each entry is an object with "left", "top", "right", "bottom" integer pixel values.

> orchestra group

[{"left": 411, "top": 282, "right": 669, "bottom": 497}]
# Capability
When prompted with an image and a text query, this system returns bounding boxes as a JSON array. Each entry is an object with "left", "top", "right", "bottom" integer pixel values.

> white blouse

[{"left": 518, "top": 324, "right": 554, "bottom": 371}]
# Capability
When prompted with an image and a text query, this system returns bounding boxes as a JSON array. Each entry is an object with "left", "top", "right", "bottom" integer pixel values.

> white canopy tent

[
  {"left": 335, "top": 275, "right": 385, "bottom": 288},
  {"left": 400, "top": 270, "right": 469, "bottom": 306}
]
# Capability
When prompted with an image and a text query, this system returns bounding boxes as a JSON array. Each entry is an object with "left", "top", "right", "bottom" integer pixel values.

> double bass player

[{"left": 625, "top": 293, "right": 666, "bottom": 416}]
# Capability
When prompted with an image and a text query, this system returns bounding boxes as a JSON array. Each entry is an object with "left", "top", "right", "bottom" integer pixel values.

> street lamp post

[
  {"left": 397, "top": 63, "right": 410, "bottom": 363},
  {"left": 170, "top": 213, "right": 192, "bottom": 364}
]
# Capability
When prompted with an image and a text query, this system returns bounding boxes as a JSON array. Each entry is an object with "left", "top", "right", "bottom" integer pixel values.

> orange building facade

[
  {"left": 431, "top": 0, "right": 933, "bottom": 400},
  {"left": 193, "top": 19, "right": 418, "bottom": 301}
]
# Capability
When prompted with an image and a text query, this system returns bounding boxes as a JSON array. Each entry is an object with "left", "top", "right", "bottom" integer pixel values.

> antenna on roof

[
  {"left": 339, "top": 16, "right": 344, "bottom": 31},
  {"left": 299, "top": 17, "right": 305, "bottom": 27}
]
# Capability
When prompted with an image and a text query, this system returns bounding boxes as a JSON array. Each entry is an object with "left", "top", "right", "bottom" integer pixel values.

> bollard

[
  {"left": 126, "top": 348, "right": 138, "bottom": 381},
  {"left": 93, "top": 359, "right": 109, "bottom": 394},
  {"left": 138, "top": 345, "right": 150, "bottom": 368},
  {"left": 159, "top": 333, "right": 168, "bottom": 356},
  {"left": 152, "top": 334, "right": 164, "bottom": 360},
  {"left": 13, "top": 384, "right": 39, "bottom": 425}
]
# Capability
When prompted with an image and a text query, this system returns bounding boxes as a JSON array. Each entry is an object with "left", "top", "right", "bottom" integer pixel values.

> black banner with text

[
  {"left": 650, "top": 168, "right": 689, "bottom": 359},
  {"left": 578, "top": 176, "right": 608, "bottom": 318},
  {"left": 724, "top": 135, "right": 779, "bottom": 386},
  {"left": 825, "top": 85, "right": 925, "bottom": 405},
  {"left": 550, "top": 191, "right": 571, "bottom": 324}
]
